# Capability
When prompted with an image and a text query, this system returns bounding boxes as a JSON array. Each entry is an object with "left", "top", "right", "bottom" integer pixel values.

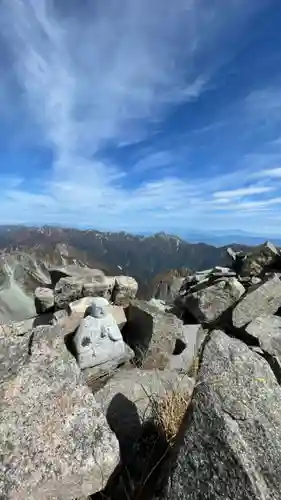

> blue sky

[{"left": 1, "top": 0, "right": 281, "bottom": 239}]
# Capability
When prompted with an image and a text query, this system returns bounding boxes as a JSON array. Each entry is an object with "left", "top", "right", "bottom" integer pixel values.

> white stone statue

[{"left": 74, "top": 297, "right": 126, "bottom": 369}]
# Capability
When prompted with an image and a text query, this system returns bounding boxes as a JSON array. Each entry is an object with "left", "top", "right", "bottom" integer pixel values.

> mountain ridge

[{"left": 0, "top": 225, "right": 251, "bottom": 301}]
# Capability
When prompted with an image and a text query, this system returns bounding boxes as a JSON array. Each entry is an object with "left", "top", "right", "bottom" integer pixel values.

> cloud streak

[
  {"left": 213, "top": 186, "right": 275, "bottom": 199},
  {"left": 0, "top": 0, "right": 280, "bottom": 237}
]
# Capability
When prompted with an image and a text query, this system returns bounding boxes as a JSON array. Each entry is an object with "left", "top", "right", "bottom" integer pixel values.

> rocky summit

[{"left": 1, "top": 240, "right": 281, "bottom": 499}]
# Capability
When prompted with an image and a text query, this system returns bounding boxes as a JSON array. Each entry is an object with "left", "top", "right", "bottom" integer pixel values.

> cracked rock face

[
  {"left": 124, "top": 300, "right": 186, "bottom": 369},
  {"left": 160, "top": 330, "right": 281, "bottom": 500},
  {"left": 232, "top": 274, "right": 281, "bottom": 328},
  {"left": 183, "top": 277, "right": 245, "bottom": 324},
  {"left": 0, "top": 325, "right": 119, "bottom": 500}
]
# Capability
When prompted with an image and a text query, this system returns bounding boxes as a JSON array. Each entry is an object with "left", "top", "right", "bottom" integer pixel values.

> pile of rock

[
  {"left": 34, "top": 264, "right": 138, "bottom": 314},
  {"left": 2, "top": 242, "right": 281, "bottom": 500},
  {"left": 0, "top": 261, "right": 196, "bottom": 499},
  {"left": 154, "top": 241, "right": 281, "bottom": 500},
  {"left": 175, "top": 241, "right": 281, "bottom": 328}
]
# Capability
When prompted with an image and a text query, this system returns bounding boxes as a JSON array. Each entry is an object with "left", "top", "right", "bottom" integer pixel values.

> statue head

[{"left": 84, "top": 297, "right": 110, "bottom": 319}]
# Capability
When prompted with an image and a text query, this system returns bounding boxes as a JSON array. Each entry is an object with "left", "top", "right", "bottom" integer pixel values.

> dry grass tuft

[
  {"left": 153, "top": 390, "right": 191, "bottom": 444},
  {"left": 188, "top": 353, "right": 200, "bottom": 378}
]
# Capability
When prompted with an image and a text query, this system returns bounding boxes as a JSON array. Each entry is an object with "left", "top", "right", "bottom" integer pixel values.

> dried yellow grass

[{"left": 153, "top": 390, "right": 191, "bottom": 444}]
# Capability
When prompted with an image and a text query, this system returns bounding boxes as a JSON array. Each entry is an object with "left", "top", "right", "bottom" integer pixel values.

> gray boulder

[
  {"left": 154, "top": 277, "right": 186, "bottom": 304},
  {"left": 148, "top": 298, "right": 167, "bottom": 311},
  {"left": 0, "top": 331, "right": 30, "bottom": 384},
  {"left": 83, "top": 276, "right": 115, "bottom": 300},
  {"left": 0, "top": 324, "right": 119, "bottom": 499},
  {"left": 168, "top": 324, "right": 206, "bottom": 375},
  {"left": 34, "top": 287, "right": 54, "bottom": 314},
  {"left": 233, "top": 274, "right": 281, "bottom": 328},
  {"left": 68, "top": 296, "right": 95, "bottom": 315},
  {"left": 0, "top": 317, "right": 35, "bottom": 337},
  {"left": 54, "top": 276, "right": 84, "bottom": 310},
  {"left": 112, "top": 276, "right": 138, "bottom": 306},
  {"left": 226, "top": 247, "right": 246, "bottom": 273},
  {"left": 246, "top": 315, "right": 281, "bottom": 359},
  {"left": 160, "top": 330, "right": 281, "bottom": 500},
  {"left": 51, "top": 308, "right": 69, "bottom": 326},
  {"left": 183, "top": 278, "right": 245, "bottom": 324},
  {"left": 124, "top": 300, "right": 186, "bottom": 369},
  {"left": 240, "top": 241, "right": 279, "bottom": 277},
  {"left": 49, "top": 265, "right": 105, "bottom": 287},
  {"left": 95, "top": 368, "right": 194, "bottom": 441},
  {"left": 0, "top": 314, "right": 53, "bottom": 337}
]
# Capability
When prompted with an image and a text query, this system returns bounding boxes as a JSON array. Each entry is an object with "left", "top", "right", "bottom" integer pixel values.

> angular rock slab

[
  {"left": 124, "top": 300, "right": 186, "bottom": 369},
  {"left": 83, "top": 276, "right": 116, "bottom": 301},
  {"left": 0, "top": 315, "right": 54, "bottom": 338},
  {"left": 168, "top": 324, "right": 206, "bottom": 374},
  {"left": 54, "top": 276, "right": 84, "bottom": 310},
  {"left": 95, "top": 369, "right": 195, "bottom": 442},
  {"left": 161, "top": 330, "right": 281, "bottom": 500},
  {"left": 34, "top": 287, "right": 55, "bottom": 314},
  {"left": 183, "top": 278, "right": 245, "bottom": 324},
  {"left": 240, "top": 241, "right": 279, "bottom": 277},
  {"left": 112, "top": 276, "right": 138, "bottom": 306},
  {"left": 246, "top": 315, "right": 281, "bottom": 358},
  {"left": 0, "top": 332, "right": 30, "bottom": 384},
  {"left": 49, "top": 265, "right": 105, "bottom": 287},
  {"left": 0, "top": 325, "right": 119, "bottom": 500},
  {"left": 233, "top": 274, "right": 281, "bottom": 328}
]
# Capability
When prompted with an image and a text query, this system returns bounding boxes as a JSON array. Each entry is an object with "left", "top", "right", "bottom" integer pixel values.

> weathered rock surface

[
  {"left": 160, "top": 330, "right": 281, "bottom": 500},
  {"left": 182, "top": 278, "right": 245, "bottom": 324},
  {"left": 240, "top": 241, "right": 279, "bottom": 277},
  {"left": 0, "top": 332, "right": 30, "bottom": 384},
  {"left": 246, "top": 315, "right": 281, "bottom": 358},
  {"left": 49, "top": 265, "right": 105, "bottom": 287},
  {"left": 148, "top": 298, "right": 167, "bottom": 311},
  {"left": 0, "top": 324, "right": 119, "bottom": 499},
  {"left": 68, "top": 296, "right": 95, "bottom": 315},
  {"left": 168, "top": 324, "right": 206, "bottom": 374},
  {"left": 0, "top": 317, "right": 35, "bottom": 336},
  {"left": 226, "top": 247, "right": 246, "bottom": 274},
  {"left": 0, "top": 314, "right": 53, "bottom": 337},
  {"left": 124, "top": 300, "right": 186, "bottom": 369},
  {"left": 51, "top": 308, "right": 69, "bottom": 326},
  {"left": 83, "top": 276, "right": 115, "bottom": 300},
  {"left": 54, "top": 276, "right": 84, "bottom": 310},
  {"left": 95, "top": 369, "right": 194, "bottom": 441},
  {"left": 233, "top": 274, "right": 281, "bottom": 328},
  {"left": 34, "top": 286, "right": 54, "bottom": 314},
  {"left": 112, "top": 276, "right": 138, "bottom": 306},
  {"left": 154, "top": 277, "right": 186, "bottom": 304},
  {"left": 109, "top": 304, "right": 127, "bottom": 330},
  {"left": 0, "top": 252, "right": 51, "bottom": 323}
]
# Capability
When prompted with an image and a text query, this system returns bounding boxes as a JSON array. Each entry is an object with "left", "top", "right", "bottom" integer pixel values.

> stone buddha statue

[{"left": 74, "top": 297, "right": 125, "bottom": 369}]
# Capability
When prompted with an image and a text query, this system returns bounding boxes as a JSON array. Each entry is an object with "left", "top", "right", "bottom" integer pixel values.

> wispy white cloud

[
  {"left": 132, "top": 150, "right": 174, "bottom": 174},
  {"left": 213, "top": 186, "right": 275, "bottom": 199},
  {"left": 0, "top": 0, "right": 279, "bottom": 236},
  {"left": 255, "top": 167, "right": 281, "bottom": 178}
]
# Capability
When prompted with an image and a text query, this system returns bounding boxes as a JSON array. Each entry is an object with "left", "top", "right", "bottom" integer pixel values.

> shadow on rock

[{"left": 91, "top": 393, "right": 170, "bottom": 500}]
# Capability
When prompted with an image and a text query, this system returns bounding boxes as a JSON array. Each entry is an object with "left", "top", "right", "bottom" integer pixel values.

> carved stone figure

[{"left": 74, "top": 297, "right": 126, "bottom": 369}]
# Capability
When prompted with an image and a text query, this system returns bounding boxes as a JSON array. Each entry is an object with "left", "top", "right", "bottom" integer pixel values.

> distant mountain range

[{"left": 0, "top": 225, "right": 252, "bottom": 304}]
